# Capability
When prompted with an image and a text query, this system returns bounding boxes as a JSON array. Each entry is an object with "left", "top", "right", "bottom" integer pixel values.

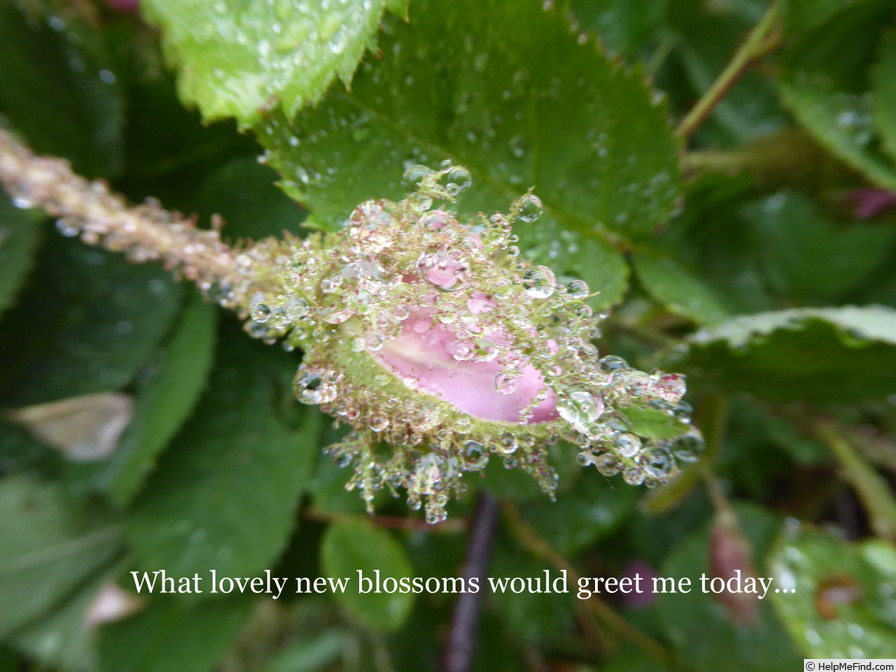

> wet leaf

[
  {"left": 0, "top": 196, "right": 42, "bottom": 321},
  {"left": 0, "top": 238, "right": 182, "bottom": 408},
  {"left": 768, "top": 527, "right": 896, "bottom": 658},
  {"left": 664, "top": 305, "right": 896, "bottom": 402},
  {"left": 778, "top": 1, "right": 896, "bottom": 190},
  {"left": 320, "top": 519, "right": 414, "bottom": 632},
  {"left": 870, "top": 30, "right": 896, "bottom": 163},
  {"left": 194, "top": 158, "right": 306, "bottom": 241},
  {"left": 521, "top": 469, "right": 640, "bottom": 554},
  {"left": 620, "top": 405, "right": 691, "bottom": 439},
  {"left": 125, "top": 335, "right": 317, "bottom": 581},
  {"left": 559, "top": 0, "right": 668, "bottom": 59},
  {"left": 0, "top": 475, "right": 121, "bottom": 638},
  {"left": 142, "top": 0, "right": 408, "bottom": 126},
  {"left": 92, "top": 294, "right": 217, "bottom": 505},
  {"left": 98, "top": 595, "right": 250, "bottom": 672},
  {"left": 256, "top": 0, "right": 682, "bottom": 307},
  {"left": 633, "top": 253, "right": 733, "bottom": 325},
  {"left": 12, "top": 565, "right": 121, "bottom": 672},
  {"left": 0, "top": 2, "right": 124, "bottom": 177},
  {"left": 742, "top": 193, "right": 896, "bottom": 303}
]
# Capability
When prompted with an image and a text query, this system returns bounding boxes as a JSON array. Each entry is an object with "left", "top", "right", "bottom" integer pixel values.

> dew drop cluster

[{"left": 241, "top": 163, "right": 702, "bottom": 523}]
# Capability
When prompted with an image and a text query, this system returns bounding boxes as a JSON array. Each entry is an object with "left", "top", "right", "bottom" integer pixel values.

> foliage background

[{"left": 1, "top": 0, "right": 896, "bottom": 669}]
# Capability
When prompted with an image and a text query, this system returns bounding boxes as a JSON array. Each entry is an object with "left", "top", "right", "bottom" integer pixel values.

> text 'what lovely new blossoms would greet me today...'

[{"left": 130, "top": 569, "right": 795, "bottom": 601}]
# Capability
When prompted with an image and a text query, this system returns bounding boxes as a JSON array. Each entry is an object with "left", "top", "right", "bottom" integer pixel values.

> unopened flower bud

[{"left": 244, "top": 164, "right": 700, "bottom": 522}]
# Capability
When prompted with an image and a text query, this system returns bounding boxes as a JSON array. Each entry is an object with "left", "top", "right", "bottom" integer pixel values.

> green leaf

[
  {"left": 656, "top": 504, "right": 801, "bottom": 672},
  {"left": 0, "top": 2, "right": 124, "bottom": 177},
  {"left": 778, "top": 1, "right": 896, "bottom": 190},
  {"left": 780, "top": 0, "right": 857, "bottom": 33},
  {"left": 633, "top": 253, "right": 733, "bottom": 325},
  {"left": 256, "top": 0, "right": 682, "bottom": 304},
  {"left": 141, "top": 0, "right": 408, "bottom": 127},
  {"left": 521, "top": 225, "right": 630, "bottom": 310},
  {"left": 0, "top": 237, "right": 182, "bottom": 408},
  {"left": 98, "top": 596, "right": 250, "bottom": 672},
  {"left": 195, "top": 158, "right": 307, "bottom": 241},
  {"left": 520, "top": 469, "right": 639, "bottom": 554},
  {"left": 92, "top": 294, "right": 218, "bottom": 505},
  {"left": 263, "top": 630, "right": 347, "bottom": 672},
  {"left": 743, "top": 193, "right": 896, "bottom": 303},
  {"left": 663, "top": 305, "right": 896, "bottom": 402},
  {"left": 125, "top": 335, "right": 318, "bottom": 580},
  {"left": 0, "top": 196, "right": 42, "bottom": 321},
  {"left": 620, "top": 405, "right": 691, "bottom": 439},
  {"left": 769, "top": 528, "right": 896, "bottom": 658},
  {"left": 871, "top": 30, "right": 896, "bottom": 163},
  {"left": 320, "top": 519, "right": 414, "bottom": 632},
  {"left": 12, "top": 562, "right": 119, "bottom": 672},
  {"left": 0, "top": 475, "right": 121, "bottom": 639},
  {"left": 559, "top": 0, "right": 668, "bottom": 59}
]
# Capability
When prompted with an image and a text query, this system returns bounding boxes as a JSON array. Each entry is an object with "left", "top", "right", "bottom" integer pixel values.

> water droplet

[
  {"left": 599, "top": 355, "right": 630, "bottom": 373},
  {"left": 521, "top": 265, "right": 556, "bottom": 298},
  {"left": 622, "top": 466, "right": 645, "bottom": 485},
  {"left": 494, "top": 372, "right": 519, "bottom": 395},
  {"left": 366, "top": 334, "right": 385, "bottom": 351},
  {"left": 595, "top": 453, "right": 622, "bottom": 476},
  {"left": 653, "top": 372, "right": 686, "bottom": 403},
  {"left": 56, "top": 218, "right": 80, "bottom": 237},
  {"left": 498, "top": 432, "right": 518, "bottom": 454},
  {"left": 672, "top": 431, "right": 704, "bottom": 462},
  {"left": 318, "top": 296, "right": 355, "bottom": 324},
  {"left": 463, "top": 440, "right": 488, "bottom": 470},
  {"left": 566, "top": 279, "right": 590, "bottom": 299},
  {"left": 251, "top": 303, "right": 272, "bottom": 323},
  {"left": 518, "top": 194, "right": 543, "bottom": 223},
  {"left": 370, "top": 414, "right": 389, "bottom": 432},
  {"left": 615, "top": 433, "right": 641, "bottom": 458},
  {"left": 285, "top": 296, "right": 310, "bottom": 320},
  {"left": 403, "top": 164, "right": 433, "bottom": 191},
  {"left": 557, "top": 385, "right": 603, "bottom": 427},
  {"left": 644, "top": 448, "right": 674, "bottom": 480},
  {"left": 509, "top": 134, "right": 528, "bottom": 159},
  {"left": 576, "top": 451, "right": 596, "bottom": 467},
  {"left": 417, "top": 252, "right": 468, "bottom": 291},
  {"left": 293, "top": 367, "right": 337, "bottom": 404},
  {"left": 329, "top": 27, "right": 348, "bottom": 54},
  {"left": 419, "top": 209, "right": 451, "bottom": 230},
  {"left": 444, "top": 166, "right": 472, "bottom": 195}
]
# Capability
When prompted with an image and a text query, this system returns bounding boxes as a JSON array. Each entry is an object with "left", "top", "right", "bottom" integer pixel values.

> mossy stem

[{"left": 0, "top": 128, "right": 278, "bottom": 314}]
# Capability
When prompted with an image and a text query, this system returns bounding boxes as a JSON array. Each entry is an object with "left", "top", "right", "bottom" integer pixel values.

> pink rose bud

[{"left": 236, "top": 164, "right": 701, "bottom": 522}]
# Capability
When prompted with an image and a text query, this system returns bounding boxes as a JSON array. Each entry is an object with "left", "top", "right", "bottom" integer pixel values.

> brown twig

[
  {"left": 675, "top": 1, "right": 782, "bottom": 142},
  {"left": 441, "top": 493, "right": 500, "bottom": 672}
]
